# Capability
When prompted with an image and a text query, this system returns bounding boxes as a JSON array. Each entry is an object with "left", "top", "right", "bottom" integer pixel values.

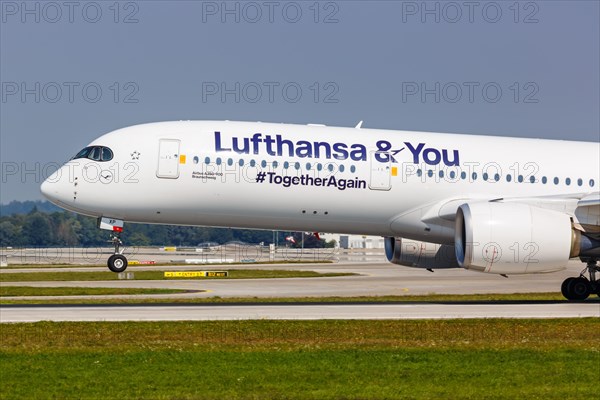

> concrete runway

[
  {"left": 0, "top": 261, "right": 594, "bottom": 300},
  {"left": 2, "top": 258, "right": 599, "bottom": 322},
  {"left": 1, "top": 302, "right": 598, "bottom": 323}
]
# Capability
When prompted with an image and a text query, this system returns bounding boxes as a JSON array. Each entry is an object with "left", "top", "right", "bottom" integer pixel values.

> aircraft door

[
  {"left": 369, "top": 151, "right": 391, "bottom": 190},
  {"left": 157, "top": 139, "right": 181, "bottom": 179}
]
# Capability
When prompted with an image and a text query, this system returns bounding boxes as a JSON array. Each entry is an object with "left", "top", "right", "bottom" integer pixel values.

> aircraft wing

[
  {"left": 575, "top": 192, "right": 600, "bottom": 235},
  {"left": 420, "top": 192, "right": 600, "bottom": 234}
]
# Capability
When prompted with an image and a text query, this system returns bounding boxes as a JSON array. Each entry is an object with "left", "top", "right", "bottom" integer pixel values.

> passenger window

[
  {"left": 339, "top": 165, "right": 345, "bottom": 172},
  {"left": 554, "top": 177, "right": 559, "bottom": 185},
  {"left": 205, "top": 157, "right": 210, "bottom": 164},
  {"left": 193, "top": 156, "right": 199, "bottom": 164},
  {"left": 350, "top": 166, "right": 356, "bottom": 173},
  {"left": 261, "top": 160, "right": 267, "bottom": 168},
  {"left": 494, "top": 173, "right": 500, "bottom": 182},
  {"left": 306, "top": 163, "right": 311, "bottom": 170},
  {"left": 577, "top": 178, "right": 583, "bottom": 186},
  {"left": 529, "top": 176, "right": 535, "bottom": 183},
  {"left": 506, "top": 175, "right": 512, "bottom": 182},
  {"left": 590, "top": 179, "right": 596, "bottom": 187},
  {"left": 239, "top": 159, "right": 244, "bottom": 166},
  {"left": 283, "top": 161, "right": 289, "bottom": 169},
  {"left": 542, "top": 176, "right": 547, "bottom": 184},
  {"left": 566, "top": 178, "right": 571, "bottom": 186}
]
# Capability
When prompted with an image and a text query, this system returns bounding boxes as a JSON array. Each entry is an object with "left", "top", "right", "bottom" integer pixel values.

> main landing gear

[
  {"left": 107, "top": 233, "right": 128, "bottom": 273},
  {"left": 561, "top": 259, "right": 600, "bottom": 301}
]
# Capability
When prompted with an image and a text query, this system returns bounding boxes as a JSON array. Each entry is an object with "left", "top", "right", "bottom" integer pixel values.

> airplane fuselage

[{"left": 42, "top": 121, "right": 599, "bottom": 245}]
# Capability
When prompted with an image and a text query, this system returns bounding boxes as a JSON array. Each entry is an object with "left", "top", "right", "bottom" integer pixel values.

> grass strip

[
  {"left": 2, "top": 260, "right": 334, "bottom": 269},
  {"left": 0, "top": 319, "right": 598, "bottom": 399},
  {"left": 0, "top": 286, "right": 190, "bottom": 297},
  {"left": 1, "top": 292, "right": 595, "bottom": 305},
  {"left": 0, "top": 269, "right": 353, "bottom": 282}
]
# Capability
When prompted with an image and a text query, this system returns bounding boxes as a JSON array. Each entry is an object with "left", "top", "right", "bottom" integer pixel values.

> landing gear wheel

[
  {"left": 569, "top": 277, "right": 590, "bottom": 301},
  {"left": 108, "top": 254, "right": 128, "bottom": 273},
  {"left": 561, "top": 277, "right": 576, "bottom": 300},
  {"left": 562, "top": 259, "right": 599, "bottom": 300}
]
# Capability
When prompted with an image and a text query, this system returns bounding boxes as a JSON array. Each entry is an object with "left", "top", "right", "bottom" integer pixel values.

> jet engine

[
  {"left": 454, "top": 202, "right": 579, "bottom": 274},
  {"left": 384, "top": 237, "right": 460, "bottom": 269}
]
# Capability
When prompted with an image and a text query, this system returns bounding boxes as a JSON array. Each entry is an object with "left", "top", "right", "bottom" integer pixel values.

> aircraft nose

[
  {"left": 40, "top": 166, "right": 71, "bottom": 206},
  {"left": 40, "top": 178, "right": 51, "bottom": 199}
]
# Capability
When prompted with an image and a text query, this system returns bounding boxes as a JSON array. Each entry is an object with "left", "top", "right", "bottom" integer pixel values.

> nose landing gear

[
  {"left": 98, "top": 217, "right": 128, "bottom": 273},
  {"left": 107, "top": 234, "right": 128, "bottom": 273},
  {"left": 561, "top": 260, "right": 599, "bottom": 301}
]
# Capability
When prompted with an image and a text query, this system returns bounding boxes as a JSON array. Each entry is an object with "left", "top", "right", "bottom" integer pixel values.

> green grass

[
  {"left": 1, "top": 291, "right": 594, "bottom": 305},
  {"left": 2, "top": 260, "right": 334, "bottom": 269},
  {"left": 0, "top": 319, "right": 598, "bottom": 399},
  {"left": 0, "top": 269, "right": 353, "bottom": 282},
  {"left": 0, "top": 286, "right": 190, "bottom": 297}
]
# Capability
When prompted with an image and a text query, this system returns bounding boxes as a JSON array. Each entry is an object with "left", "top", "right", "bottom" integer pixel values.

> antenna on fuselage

[{"left": 355, "top": 120, "right": 363, "bottom": 129}]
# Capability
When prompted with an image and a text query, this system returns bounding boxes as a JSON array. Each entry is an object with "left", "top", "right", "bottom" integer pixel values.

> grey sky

[{"left": 1, "top": 0, "right": 599, "bottom": 202}]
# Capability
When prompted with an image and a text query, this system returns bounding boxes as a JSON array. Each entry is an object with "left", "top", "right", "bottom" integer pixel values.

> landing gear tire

[
  {"left": 570, "top": 277, "right": 591, "bottom": 301},
  {"left": 561, "top": 259, "right": 598, "bottom": 301},
  {"left": 561, "top": 276, "right": 590, "bottom": 301},
  {"left": 561, "top": 277, "right": 576, "bottom": 300},
  {"left": 108, "top": 254, "right": 128, "bottom": 273}
]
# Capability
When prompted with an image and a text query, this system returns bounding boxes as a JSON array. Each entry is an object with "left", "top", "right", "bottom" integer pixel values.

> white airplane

[{"left": 41, "top": 121, "right": 600, "bottom": 300}]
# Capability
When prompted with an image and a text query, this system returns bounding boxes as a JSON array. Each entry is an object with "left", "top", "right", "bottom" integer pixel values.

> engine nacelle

[
  {"left": 455, "top": 202, "right": 577, "bottom": 274},
  {"left": 384, "top": 237, "right": 460, "bottom": 269}
]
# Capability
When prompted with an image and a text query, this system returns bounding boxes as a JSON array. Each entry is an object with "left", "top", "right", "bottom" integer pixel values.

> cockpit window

[
  {"left": 71, "top": 146, "right": 114, "bottom": 162},
  {"left": 72, "top": 147, "right": 92, "bottom": 159},
  {"left": 90, "top": 147, "right": 101, "bottom": 161},
  {"left": 101, "top": 147, "right": 113, "bottom": 161}
]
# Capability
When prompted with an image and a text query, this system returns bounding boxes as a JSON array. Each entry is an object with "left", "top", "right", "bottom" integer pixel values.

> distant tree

[
  {"left": 55, "top": 218, "right": 81, "bottom": 245},
  {"left": 0, "top": 203, "right": 316, "bottom": 247},
  {"left": 0, "top": 221, "right": 20, "bottom": 246},
  {"left": 129, "top": 232, "right": 151, "bottom": 246},
  {"left": 21, "top": 213, "right": 53, "bottom": 246},
  {"left": 0, "top": 200, "right": 61, "bottom": 216}
]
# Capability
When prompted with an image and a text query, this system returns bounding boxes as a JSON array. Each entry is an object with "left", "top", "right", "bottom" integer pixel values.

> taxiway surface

[
  {"left": 2, "top": 258, "right": 598, "bottom": 322},
  {"left": 1, "top": 302, "right": 598, "bottom": 323},
  {"left": 0, "top": 261, "right": 593, "bottom": 300}
]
